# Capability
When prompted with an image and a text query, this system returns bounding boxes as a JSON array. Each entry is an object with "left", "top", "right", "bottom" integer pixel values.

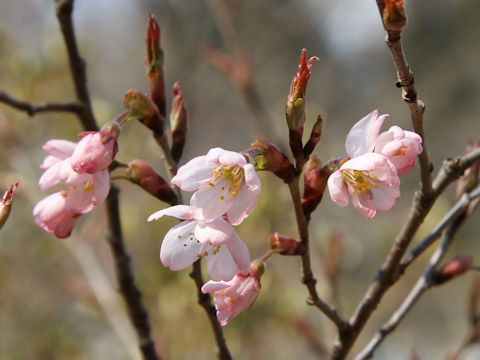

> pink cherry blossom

[
  {"left": 70, "top": 125, "right": 118, "bottom": 174},
  {"left": 375, "top": 125, "right": 422, "bottom": 176},
  {"left": 201, "top": 270, "right": 261, "bottom": 326},
  {"left": 171, "top": 148, "right": 261, "bottom": 225},
  {"left": 345, "top": 109, "right": 422, "bottom": 176},
  {"left": 33, "top": 191, "right": 80, "bottom": 239},
  {"left": 328, "top": 153, "right": 400, "bottom": 219},
  {"left": 148, "top": 205, "right": 250, "bottom": 281}
]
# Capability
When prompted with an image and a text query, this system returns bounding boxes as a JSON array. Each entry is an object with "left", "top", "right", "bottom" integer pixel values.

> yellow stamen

[
  {"left": 342, "top": 169, "right": 379, "bottom": 195},
  {"left": 83, "top": 181, "right": 93, "bottom": 192}
]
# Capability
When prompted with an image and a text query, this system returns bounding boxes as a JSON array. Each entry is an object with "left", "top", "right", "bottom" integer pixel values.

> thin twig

[
  {"left": 190, "top": 261, "right": 232, "bottom": 360},
  {"left": 355, "top": 194, "right": 476, "bottom": 360},
  {"left": 55, "top": 0, "right": 97, "bottom": 131},
  {"left": 287, "top": 176, "right": 349, "bottom": 331},
  {"left": 401, "top": 186, "right": 480, "bottom": 269},
  {"left": 0, "top": 90, "right": 83, "bottom": 116}
]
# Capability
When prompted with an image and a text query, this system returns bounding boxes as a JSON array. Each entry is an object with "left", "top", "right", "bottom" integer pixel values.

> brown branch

[
  {"left": 0, "top": 90, "right": 83, "bottom": 116},
  {"left": 287, "top": 176, "right": 349, "bottom": 331},
  {"left": 55, "top": 0, "right": 97, "bottom": 131},
  {"left": 355, "top": 193, "right": 476, "bottom": 360},
  {"left": 190, "top": 261, "right": 232, "bottom": 360}
]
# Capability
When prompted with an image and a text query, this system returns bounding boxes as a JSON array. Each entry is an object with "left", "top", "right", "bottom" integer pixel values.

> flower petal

[
  {"left": 206, "top": 148, "right": 246, "bottom": 167},
  {"left": 201, "top": 280, "right": 230, "bottom": 293},
  {"left": 327, "top": 170, "right": 349, "bottom": 207},
  {"left": 190, "top": 183, "right": 234, "bottom": 221},
  {"left": 91, "top": 170, "right": 111, "bottom": 206},
  {"left": 205, "top": 244, "right": 238, "bottom": 281},
  {"left": 43, "top": 139, "right": 76, "bottom": 159},
  {"left": 345, "top": 110, "right": 387, "bottom": 158},
  {"left": 225, "top": 234, "right": 251, "bottom": 275},
  {"left": 148, "top": 205, "right": 193, "bottom": 222},
  {"left": 171, "top": 155, "right": 217, "bottom": 191},
  {"left": 195, "top": 218, "right": 237, "bottom": 246}
]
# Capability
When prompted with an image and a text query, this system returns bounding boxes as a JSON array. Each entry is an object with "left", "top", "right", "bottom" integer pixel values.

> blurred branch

[
  {"left": 355, "top": 188, "right": 478, "bottom": 359},
  {"left": 190, "top": 261, "right": 232, "bottom": 360},
  {"left": 0, "top": 90, "right": 83, "bottom": 116}
]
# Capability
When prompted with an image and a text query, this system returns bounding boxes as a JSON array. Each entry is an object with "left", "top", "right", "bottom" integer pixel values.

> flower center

[
  {"left": 342, "top": 169, "right": 378, "bottom": 195},
  {"left": 393, "top": 145, "right": 408, "bottom": 156},
  {"left": 209, "top": 165, "right": 244, "bottom": 197}
]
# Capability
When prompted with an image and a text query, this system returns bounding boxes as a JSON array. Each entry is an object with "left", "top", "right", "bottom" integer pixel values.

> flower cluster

[
  {"left": 33, "top": 125, "right": 118, "bottom": 238},
  {"left": 328, "top": 110, "right": 422, "bottom": 218},
  {"left": 149, "top": 147, "right": 262, "bottom": 325}
]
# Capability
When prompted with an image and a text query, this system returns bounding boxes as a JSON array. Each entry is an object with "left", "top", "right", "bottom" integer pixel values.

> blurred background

[{"left": 1, "top": 0, "right": 480, "bottom": 359}]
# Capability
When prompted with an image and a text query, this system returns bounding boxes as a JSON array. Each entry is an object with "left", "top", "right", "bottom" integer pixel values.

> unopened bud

[
  {"left": 170, "top": 82, "right": 188, "bottom": 163},
  {"left": 285, "top": 49, "right": 319, "bottom": 157},
  {"left": 0, "top": 182, "right": 18, "bottom": 230},
  {"left": 432, "top": 256, "right": 473, "bottom": 285},
  {"left": 249, "top": 259, "right": 265, "bottom": 279},
  {"left": 248, "top": 140, "right": 296, "bottom": 182},
  {"left": 145, "top": 14, "right": 166, "bottom": 116},
  {"left": 302, "top": 155, "right": 332, "bottom": 215},
  {"left": 123, "top": 89, "right": 164, "bottom": 136},
  {"left": 383, "top": 0, "right": 407, "bottom": 33},
  {"left": 268, "top": 232, "right": 302, "bottom": 255},
  {"left": 127, "top": 160, "right": 177, "bottom": 204},
  {"left": 303, "top": 115, "right": 323, "bottom": 156}
]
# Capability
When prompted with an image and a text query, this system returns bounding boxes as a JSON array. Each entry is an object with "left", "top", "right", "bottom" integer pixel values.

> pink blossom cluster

[
  {"left": 328, "top": 110, "right": 423, "bottom": 218},
  {"left": 149, "top": 147, "right": 262, "bottom": 325},
  {"left": 33, "top": 126, "right": 118, "bottom": 238}
]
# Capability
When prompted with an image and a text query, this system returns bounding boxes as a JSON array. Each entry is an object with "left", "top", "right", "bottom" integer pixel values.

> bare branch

[
  {"left": 55, "top": 0, "right": 97, "bottom": 131},
  {"left": 0, "top": 90, "right": 83, "bottom": 116},
  {"left": 355, "top": 189, "right": 478, "bottom": 360}
]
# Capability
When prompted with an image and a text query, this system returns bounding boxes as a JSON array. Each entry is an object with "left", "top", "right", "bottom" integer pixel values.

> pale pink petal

[
  {"left": 327, "top": 171, "right": 349, "bottom": 207},
  {"left": 371, "top": 183, "right": 400, "bottom": 212},
  {"left": 225, "top": 234, "right": 251, "bottom": 275},
  {"left": 38, "top": 161, "right": 64, "bottom": 190},
  {"left": 65, "top": 186, "right": 95, "bottom": 214},
  {"left": 340, "top": 153, "right": 387, "bottom": 172},
  {"left": 195, "top": 218, "right": 236, "bottom": 246},
  {"left": 201, "top": 280, "right": 230, "bottom": 293},
  {"left": 171, "top": 155, "right": 217, "bottom": 191},
  {"left": 346, "top": 110, "right": 387, "bottom": 158},
  {"left": 160, "top": 220, "right": 204, "bottom": 271},
  {"left": 148, "top": 205, "right": 193, "bottom": 222},
  {"left": 71, "top": 132, "right": 117, "bottom": 174},
  {"left": 226, "top": 184, "right": 257, "bottom": 225},
  {"left": 205, "top": 245, "right": 238, "bottom": 281},
  {"left": 206, "top": 148, "right": 246, "bottom": 167},
  {"left": 43, "top": 139, "right": 76, "bottom": 159},
  {"left": 40, "top": 155, "right": 62, "bottom": 171},
  {"left": 190, "top": 183, "right": 234, "bottom": 221},
  {"left": 350, "top": 192, "right": 376, "bottom": 219},
  {"left": 91, "top": 171, "right": 110, "bottom": 206}
]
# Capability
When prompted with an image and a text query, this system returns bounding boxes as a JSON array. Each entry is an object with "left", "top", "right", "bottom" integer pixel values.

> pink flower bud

[
  {"left": 70, "top": 125, "right": 119, "bottom": 174},
  {"left": 145, "top": 14, "right": 166, "bottom": 116},
  {"left": 127, "top": 160, "right": 177, "bottom": 204},
  {"left": 33, "top": 191, "right": 80, "bottom": 239},
  {"left": 170, "top": 82, "right": 188, "bottom": 162},
  {"left": 268, "top": 232, "right": 302, "bottom": 255},
  {"left": 0, "top": 182, "right": 18, "bottom": 230},
  {"left": 248, "top": 140, "right": 295, "bottom": 181},
  {"left": 124, "top": 89, "right": 164, "bottom": 135},
  {"left": 383, "top": 0, "right": 407, "bottom": 32},
  {"left": 302, "top": 155, "right": 332, "bottom": 215},
  {"left": 432, "top": 256, "right": 473, "bottom": 285}
]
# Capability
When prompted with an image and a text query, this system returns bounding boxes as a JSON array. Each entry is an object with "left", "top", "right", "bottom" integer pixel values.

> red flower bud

[
  {"left": 123, "top": 89, "right": 164, "bottom": 135},
  {"left": 302, "top": 155, "right": 332, "bottom": 215},
  {"left": 383, "top": 0, "right": 407, "bottom": 33},
  {"left": 145, "top": 14, "right": 166, "bottom": 116},
  {"left": 0, "top": 182, "right": 18, "bottom": 230},
  {"left": 268, "top": 232, "right": 302, "bottom": 255},
  {"left": 127, "top": 160, "right": 177, "bottom": 204},
  {"left": 247, "top": 140, "right": 296, "bottom": 182},
  {"left": 170, "top": 82, "right": 188, "bottom": 163},
  {"left": 432, "top": 256, "right": 473, "bottom": 285}
]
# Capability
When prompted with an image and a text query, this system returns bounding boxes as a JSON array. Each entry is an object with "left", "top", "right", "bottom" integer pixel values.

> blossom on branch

[
  {"left": 201, "top": 261, "right": 263, "bottom": 326},
  {"left": 148, "top": 205, "right": 251, "bottom": 281},
  {"left": 171, "top": 148, "right": 261, "bottom": 226}
]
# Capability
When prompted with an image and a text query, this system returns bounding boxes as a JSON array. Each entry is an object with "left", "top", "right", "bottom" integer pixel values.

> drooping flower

[
  {"left": 148, "top": 205, "right": 250, "bottom": 281},
  {"left": 328, "top": 153, "right": 400, "bottom": 219},
  {"left": 345, "top": 109, "right": 422, "bottom": 175},
  {"left": 70, "top": 124, "right": 119, "bottom": 174},
  {"left": 33, "top": 191, "right": 80, "bottom": 239},
  {"left": 201, "top": 262, "right": 263, "bottom": 326},
  {"left": 171, "top": 148, "right": 261, "bottom": 226}
]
